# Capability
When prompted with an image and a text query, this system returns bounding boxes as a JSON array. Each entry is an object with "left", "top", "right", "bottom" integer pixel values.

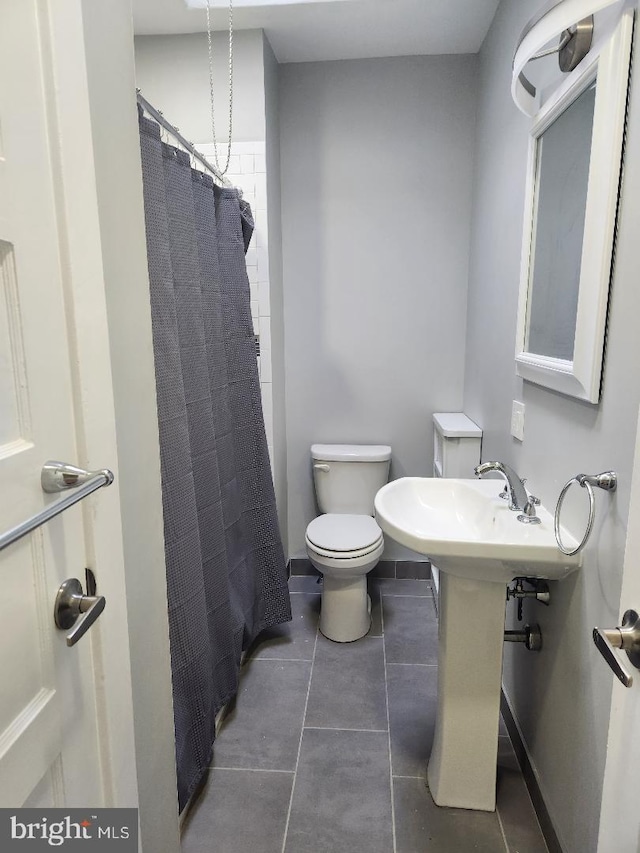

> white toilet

[{"left": 305, "top": 444, "right": 392, "bottom": 642}]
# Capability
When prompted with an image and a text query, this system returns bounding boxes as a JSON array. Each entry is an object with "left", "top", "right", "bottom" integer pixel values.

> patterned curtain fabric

[{"left": 138, "top": 111, "right": 291, "bottom": 811}]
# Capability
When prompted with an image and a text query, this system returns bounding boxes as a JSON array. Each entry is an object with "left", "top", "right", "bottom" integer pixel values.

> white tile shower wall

[{"left": 196, "top": 141, "right": 274, "bottom": 471}]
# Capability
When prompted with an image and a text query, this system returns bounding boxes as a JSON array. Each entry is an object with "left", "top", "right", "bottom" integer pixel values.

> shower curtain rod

[{"left": 136, "top": 89, "right": 232, "bottom": 188}]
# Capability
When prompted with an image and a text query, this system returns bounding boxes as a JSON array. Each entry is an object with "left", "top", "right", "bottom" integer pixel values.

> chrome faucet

[{"left": 474, "top": 461, "right": 541, "bottom": 524}]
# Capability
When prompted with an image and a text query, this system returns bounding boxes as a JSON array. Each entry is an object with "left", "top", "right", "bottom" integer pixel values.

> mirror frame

[{"left": 515, "top": 9, "right": 633, "bottom": 403}]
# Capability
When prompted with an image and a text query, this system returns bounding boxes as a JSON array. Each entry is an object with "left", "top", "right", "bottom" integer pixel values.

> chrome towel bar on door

[{"left": 0, "top": 461, "right": 114, "bottom": 552}]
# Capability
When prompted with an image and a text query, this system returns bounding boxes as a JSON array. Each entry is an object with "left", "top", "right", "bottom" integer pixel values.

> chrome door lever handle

[
  {"left": 54, "top": 578, "right": 106, "bottom": 647},
  {"left": 593, "top": 609, "right": 640, "bottom": 688},
  {"left": 593, "top": 628, "right": 633, "bottom": 687}
]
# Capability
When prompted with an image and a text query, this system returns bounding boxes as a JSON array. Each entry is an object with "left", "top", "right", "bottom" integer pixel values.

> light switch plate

[{"left": 511, "top": 400, "right": 525, "bottom": 442}]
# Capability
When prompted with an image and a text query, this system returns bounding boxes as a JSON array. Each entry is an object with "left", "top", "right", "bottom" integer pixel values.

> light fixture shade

[{"left": 511, "top": 0, "right": 629, "bottom": 115}]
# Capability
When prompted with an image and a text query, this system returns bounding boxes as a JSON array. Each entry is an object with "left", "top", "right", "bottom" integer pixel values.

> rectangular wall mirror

[{"left": 515, "top": 11, "right": 633, "bottom": 403}]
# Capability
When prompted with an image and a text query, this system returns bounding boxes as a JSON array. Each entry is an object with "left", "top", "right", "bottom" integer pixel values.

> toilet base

[{"left": 319, "top": 574, "right": 371, "bottom": 643}]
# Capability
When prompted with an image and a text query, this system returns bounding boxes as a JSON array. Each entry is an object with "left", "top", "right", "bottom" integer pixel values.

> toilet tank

[{"left": 311, "top": 444, "right": 392, "bottom": 515}]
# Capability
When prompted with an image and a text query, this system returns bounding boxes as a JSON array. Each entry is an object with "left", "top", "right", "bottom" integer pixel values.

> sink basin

[
  {"left": 374, "top": 477, "right": 581, "bottom": 813},
  {"left": 374, "top": 477, "right": 581, "bottom": 583}
]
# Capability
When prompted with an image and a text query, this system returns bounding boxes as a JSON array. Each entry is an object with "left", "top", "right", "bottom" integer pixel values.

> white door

[
  {"left": 597, "top": 405, "right": 640, "bottom": 851},
  {"left": 0, "top": 0, "right": 136, "bottom": 809}
]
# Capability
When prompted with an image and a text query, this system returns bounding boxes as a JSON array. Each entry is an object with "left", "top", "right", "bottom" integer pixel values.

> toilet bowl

[
  {"left": 306, "top": 513, "right": 384, "bottom": 642},
  {"left": 305, "top": 444, "right": 391, "bottom": 643}
]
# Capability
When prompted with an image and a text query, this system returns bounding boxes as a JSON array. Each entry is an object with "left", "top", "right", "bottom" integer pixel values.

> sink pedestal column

[{"left": 427, "top": 571, "right": 506, "bottom": 812}]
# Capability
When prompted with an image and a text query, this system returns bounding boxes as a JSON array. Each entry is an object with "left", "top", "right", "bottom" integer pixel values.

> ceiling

[{"left": 132, "top": 0, "right": 501, "bottom": 63}]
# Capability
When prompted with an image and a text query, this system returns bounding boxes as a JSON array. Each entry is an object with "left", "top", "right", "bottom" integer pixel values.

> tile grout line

[
  {"left": 386, "top": 662, "right": 438, "bottom": 668},
  {"left": 380, "top": 588, "right": 397, "bottom": 853},
  {"left": 392, "top": 774, "right": 426, "bottom": 780},
  {"left": 213, "top": 766, "right": 296, "bottom": 774},
  {"left": 495, "top": 801, "right": 511, "bottom": 853},
  {"left": 303, "top": 725, "right": 388, "bottom": 733},
  {"left": 249, "top": 656, "right": 314, "bottom": 663},
  {"left": 379, "top": 593, "right": 434, "bottom": 598},
  {"left": 280, "top": 603, "right": 319, "bottom": 853}
]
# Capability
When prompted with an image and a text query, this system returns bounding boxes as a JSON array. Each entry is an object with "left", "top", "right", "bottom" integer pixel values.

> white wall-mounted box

[
  {"left": 433, "top": 412, "right": 482, "bottom": 480},
  {"left": 432, "top": 413, "right": 483, "bottom": 596}
]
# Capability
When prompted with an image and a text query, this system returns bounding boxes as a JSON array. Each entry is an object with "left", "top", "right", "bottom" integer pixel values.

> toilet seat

[
  {"left": 305, "top": 514, "right": 383, "bottom": 559},
  {"left": 305, "top": 511, "right": 385, "bottom": 642},
  {"left": 305, "top": 536, "right": 383, "bottom": 561}
]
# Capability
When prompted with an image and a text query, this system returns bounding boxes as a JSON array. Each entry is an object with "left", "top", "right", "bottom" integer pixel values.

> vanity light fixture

[{"left": 512, "top": 0, "right": 631, "bottom": 115}]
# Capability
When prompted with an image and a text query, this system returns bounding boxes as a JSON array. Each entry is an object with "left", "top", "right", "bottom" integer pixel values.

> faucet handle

[
  {"left": 518, "top": 501, "right": 542, "bottom": 525},
  {"left": 521, "top": 479, "right": 541, "bottom": 506},
  {"left": 517, "top": 474, "right": 542, "bottom": 523}
]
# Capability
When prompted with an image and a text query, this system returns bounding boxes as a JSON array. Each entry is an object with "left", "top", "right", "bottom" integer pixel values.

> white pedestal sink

[{"left": 374, "top": 477, "right": 581, "bottom": 812}]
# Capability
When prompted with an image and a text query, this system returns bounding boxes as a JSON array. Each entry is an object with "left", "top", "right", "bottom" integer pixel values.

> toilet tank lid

[
  {"left": 432, "top": 413, "right": 482, "bottom": 438},
  {"left": 311, "top": 444, "right": 392, "bottom": 462}
]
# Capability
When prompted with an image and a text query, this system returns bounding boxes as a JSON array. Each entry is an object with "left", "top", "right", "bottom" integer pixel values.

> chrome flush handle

[
  {"left": 593, "top": 609, "right": 640, "bottom": 688},
  {"left": 54, "top": 578, "right": 106, "bottom": 647}
]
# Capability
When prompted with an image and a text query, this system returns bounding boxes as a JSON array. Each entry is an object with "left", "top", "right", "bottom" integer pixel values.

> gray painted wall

[
  {"left": 263, "top": 35, "right": 289, "bottom": 549},
  {"left": 279, "top": 55, "right": 478, "bottom": 559},
  {"left": 464, "top": 1, "right": 640, "bottom": 850},
  {"left": 134, "top": 31, "right": 266, "bottom": 142}
]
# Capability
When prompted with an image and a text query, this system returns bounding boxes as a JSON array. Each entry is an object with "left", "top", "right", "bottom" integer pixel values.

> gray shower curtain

[{"left": 138, "top": 110, "right": 291, "bottom": 811}]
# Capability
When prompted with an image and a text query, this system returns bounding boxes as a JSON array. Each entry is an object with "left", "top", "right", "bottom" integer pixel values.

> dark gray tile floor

[{"left": 182, "top": 577, "right": 548, "bottom": 853}]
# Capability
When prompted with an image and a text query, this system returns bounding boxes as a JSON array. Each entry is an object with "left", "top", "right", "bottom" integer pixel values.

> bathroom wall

[
  {"left": 464, "top": 1, "right": 640, "bottom": 849},
  {"left": 263, "top": 35, "right": 289, "bottom": 550},
  {"left": 82, "top": 4, "right": 180, "bottom": 850},
  {"left": 134, "top": 31, "right": 267, "bottom": 142},
  {"left": 279, "top": 55, "right": 478, "bottom": 558},
  {"left": 134, "top": 31, "right": 289, "bottom": 543}
]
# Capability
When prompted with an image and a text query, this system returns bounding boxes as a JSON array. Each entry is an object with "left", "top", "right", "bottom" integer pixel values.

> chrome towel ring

[{"left": 554, "top": 472, "right": 617, "bottom": 556}]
